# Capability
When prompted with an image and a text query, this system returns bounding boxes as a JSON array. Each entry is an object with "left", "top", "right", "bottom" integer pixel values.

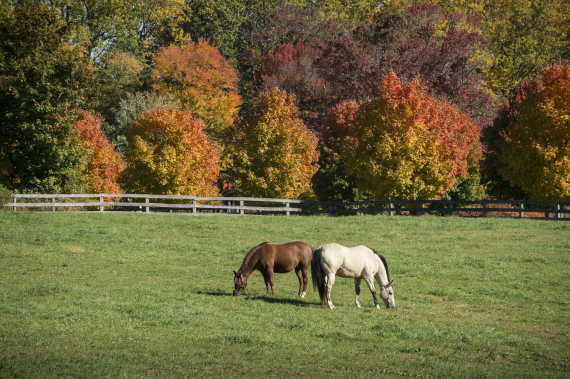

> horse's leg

[
  {"left": 301, "top": 266, "right": 308, "bottom": 298},
  {"left": 295, "top": 268, "right": 304, "bottom": 298},
  {"left": 363, "top": 276, "right": 380, "bottom": 308},
  {"left": 268, "top": 269, "right": 276, "bottom": 295},
  {"left": 262, "top": 272, "right": 271, "bottom": 294},
  {"left": 325, "top": 273, "right": 336, "bottom": 309},
  {"left": 354, "top": 278, "right": 362, "bottom": 308}
]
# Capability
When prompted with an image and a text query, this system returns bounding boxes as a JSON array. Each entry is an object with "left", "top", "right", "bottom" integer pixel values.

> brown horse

[{"left": 233, "top": 241, "right": 313, "bottom": 297}]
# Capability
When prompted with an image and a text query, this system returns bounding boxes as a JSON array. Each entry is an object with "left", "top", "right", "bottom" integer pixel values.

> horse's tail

[{"left": 311, "top": 246, "right": 326, "bottom": 306}]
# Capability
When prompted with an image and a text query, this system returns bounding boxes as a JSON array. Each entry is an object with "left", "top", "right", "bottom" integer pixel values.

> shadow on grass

[
  {"left": 195, "top": 290, "right": 232, "bottom": 297},
  {"left": 247, "top": 295, "right": 314, "bottom": 307},
  {"left": 195, "top": 289, "right": 317, "bottom": 307}
]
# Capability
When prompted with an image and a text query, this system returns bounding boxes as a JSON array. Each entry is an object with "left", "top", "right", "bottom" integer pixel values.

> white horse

[{"left": 311, "top": 243, "right": 395, "bottom": 309}]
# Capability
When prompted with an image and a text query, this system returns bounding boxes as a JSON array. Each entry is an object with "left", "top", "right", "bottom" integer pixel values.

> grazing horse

[
  {"left": 233, "top": 241, "right": 313, "bottom": 297},
  {"left": 312, "top": 243, "right": 395, "bottom": 309}
]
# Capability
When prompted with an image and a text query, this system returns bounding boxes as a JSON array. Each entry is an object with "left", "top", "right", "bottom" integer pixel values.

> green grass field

[{"left": 0, "top": 212, "right": 569, "bottom": 378}]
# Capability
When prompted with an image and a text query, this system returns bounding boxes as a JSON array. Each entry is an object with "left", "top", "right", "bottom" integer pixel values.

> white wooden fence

[{"left": 3, "top": 194, "right": 570, "bottom": 219}]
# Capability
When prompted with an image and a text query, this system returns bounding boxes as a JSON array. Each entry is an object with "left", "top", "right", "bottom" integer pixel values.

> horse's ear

[
  {"left": 389, "top": 280, "right": 394, "bottom": 287},
  {"left": 233, "top": 270, "right": 238, "bottom": 276}
]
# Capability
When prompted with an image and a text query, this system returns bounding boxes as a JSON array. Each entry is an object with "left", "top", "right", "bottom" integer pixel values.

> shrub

[{"left": 0, "top": 184, "right": 12, "bottom": 210}]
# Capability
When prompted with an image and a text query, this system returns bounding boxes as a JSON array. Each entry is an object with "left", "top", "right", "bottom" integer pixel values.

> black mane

[{"left": 368, "top": 247, "right": 391, "bottom": 282}]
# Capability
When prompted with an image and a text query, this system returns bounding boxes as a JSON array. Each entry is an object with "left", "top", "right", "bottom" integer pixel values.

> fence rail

[{"left": 4, "top": 194, "right": 570, "bottom": 219}]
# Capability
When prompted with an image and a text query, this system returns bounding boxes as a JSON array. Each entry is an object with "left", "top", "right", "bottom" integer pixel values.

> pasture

[{"left": 0, "top": 212, "right": 568, "bottom": 378}]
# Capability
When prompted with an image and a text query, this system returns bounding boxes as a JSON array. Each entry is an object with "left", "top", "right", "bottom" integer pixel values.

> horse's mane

[
  {"left": 368, "top": 247, "right": 390, "bottom": 282},
  {"left": 239, "top": 242, "right": 271, "bottom": 272}
]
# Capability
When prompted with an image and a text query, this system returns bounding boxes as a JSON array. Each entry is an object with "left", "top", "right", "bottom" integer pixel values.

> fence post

[
  {"left": 240, "top": 200, "right": 244, "bottom": 215},
  {"left": 52, "top": 196, "right": 56, "bottom": 212},
  {"left": 285, "top": 201, "right": 290, "bottom": 216},
  {"left": 13, "top": 195, "right": 16, "bottom": 212},
  {"left": 448, "top": 202, "right": 453, "bottom": 216},
  {"left": 519, "top": 203, "right": 524, "bottom": 218},
  {"left": 100, "top": 195, "right": 104, "bottom": 212},
  {"left": 145, "top": 196, "right": 150, "bottom": 213},
  {"left": 359, "top": 203, "right": 363, "bottom": 216},
  {"left": 389, "top": 202, "right": 393, "bottom": 216},
  {"left": 418, "top": 201, "right": 423, "bottom": 216},
  {"left": 482, "top": 202, "right": 487, "bottom": 217},
  {"left": 556, "top": 203, "right": 561, "bottom": 219},
  {"left": 192, "top": 199, "right": 197, "bottom": 214}
]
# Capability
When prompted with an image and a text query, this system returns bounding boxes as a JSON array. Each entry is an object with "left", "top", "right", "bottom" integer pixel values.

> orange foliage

[
  {"left": 71, "top": 110, "right": 124, "bottom": 193},
  {"left": 498, "top": 64, "right": 570, "bottom": 200},
  {"left": 227, "top": 88, "right": 319, "bottom": 199},
  {"left": 121, "top": 108, "right": 220, "bottom": 196},
  {"left": 345, "top": 72, "right": 479, "bottom": 200},
  {"left": 151, "top": 39, "right": 242, "bottom": 139}
]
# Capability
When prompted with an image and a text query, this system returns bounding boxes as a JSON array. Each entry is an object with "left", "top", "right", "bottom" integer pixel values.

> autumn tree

[
  {"left": 312, "top": 100, "right": 360, "bottom": 201},
  {"left": 36, "top": 0, "right": 188, "bottom": 57},
  {"left": 0, "top": 1, "right": 98, "bottom": 193},
  {"left": 181, "top": 0, "right": 244, "bottom": 61},
  {"left": 66, "top": 111, "right": 125, "bottom": 194},
  {"left": 95, "top": 50, "right": 145, "bottom": 126},
  {"left": 151, "top": 39, "right": 242, "bottom": 139},
  {"left": 226, "top": 88, "right": 319, "bottom": 199},
  {"left": 385, "top": 0, "right": 570, "bottom": 100},
  {"left": 108, "top": 92, "right": 178, "bottom": 155},
  {"left": 488, "top": 64, "right": 570, "bottom": 200},
  {"left": 345, "top": 73, "right": 479, "bottom": 200},
  {"left": 120, "top": 108, "right": 220, "bottom": 196},
  {"left": 261, "top": 5, "right": 494, "bottom": 131}
]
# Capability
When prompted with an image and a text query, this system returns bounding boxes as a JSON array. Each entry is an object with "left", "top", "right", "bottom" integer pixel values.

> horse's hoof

[
  {"left": 375, "top": 304, "right": 380, "bottom": 309},
  {"left": 299, "top": 292, "right": 306, "bottom": 298},
  {"left": 356, "top": 303, "right": 361, "bottom": 308}
]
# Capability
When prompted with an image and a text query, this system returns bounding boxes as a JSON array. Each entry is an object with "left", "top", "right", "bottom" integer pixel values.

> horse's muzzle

[{"left": 233, "top": 290, "right": 242, "bottom": 296}]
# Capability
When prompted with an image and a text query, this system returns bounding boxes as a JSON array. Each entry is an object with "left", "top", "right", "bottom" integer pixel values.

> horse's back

[
  {"left": 259, "top": 241, "right": 312, "bottom": 272},
  {"left": 318, "top": 243, "right": 376, "bottom": 278}
]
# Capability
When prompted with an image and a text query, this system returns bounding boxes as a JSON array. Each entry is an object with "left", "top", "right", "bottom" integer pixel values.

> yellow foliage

[
  {"left": 121, "top": 108, "right": 221, "bottom": 196},
  {"left": 227, "top": 88, "right": 319, "bottom": 199}
]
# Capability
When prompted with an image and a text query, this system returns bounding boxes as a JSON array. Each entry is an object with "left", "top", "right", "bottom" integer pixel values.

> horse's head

[
  {"left": 233, "top": 270, "right": 247, "bottom": 296},
  {"left": 380, "top": 281, "right": 395, "bottom": 308}
]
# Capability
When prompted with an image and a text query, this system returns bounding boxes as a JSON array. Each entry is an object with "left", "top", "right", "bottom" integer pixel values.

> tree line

[{"left": 0, "top": 0, "right": 569, "bottom": 201}]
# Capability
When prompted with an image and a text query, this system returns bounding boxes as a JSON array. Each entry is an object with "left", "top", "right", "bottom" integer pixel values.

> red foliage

[
  {"left": 321, "top": 100, "right": 360, "bottom": 146},
  {"left": 259, "top": 4, "right": 493, "bottom": 132},
  {"left": 71, "top": 110, "right": 124, "bottom": 193},
  {"left": 346, "top": 72, "right": 480, "bottom": 199},
  {"left": 151, "top": 39, "right": 241, "bottom": 138}
]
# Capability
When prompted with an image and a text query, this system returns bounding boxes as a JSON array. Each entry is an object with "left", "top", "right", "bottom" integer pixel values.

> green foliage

[
  {"left": 0, "top": 1, "right": 98, "bottom": 193},
  {"left": 181, "top": 0, "right": 244, "bottom": 61},
  {"left": 312, "top": 0, "right": 384, "bottom": 21},
  {"left": 95, "top": 50, "right": 145, "bottom": 126},
  {"left": 0, "top": 184, "right": 12, "bottom": 210},
  {"left": 226, "top": 88, "right": 319, "bottom": 199},
  {"left": 108, "top": 92, "right": 178, "bottom": 155},
  {"left": 38, "top": 0, "right": 138, "bottom": 58}
]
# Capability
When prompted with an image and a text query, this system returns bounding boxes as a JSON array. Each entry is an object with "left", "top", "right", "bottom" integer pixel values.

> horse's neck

[
  {"left": 239, "top": 250, "right": 259, "bottom": 278},
  {"left": 375, "top": 257, "right": 389, "bottom": 287}
]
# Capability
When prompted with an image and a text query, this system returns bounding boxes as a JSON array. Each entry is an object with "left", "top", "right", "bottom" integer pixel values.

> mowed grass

[{"left": 0, "top": 212, "right": 569, "bottom": 378}]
